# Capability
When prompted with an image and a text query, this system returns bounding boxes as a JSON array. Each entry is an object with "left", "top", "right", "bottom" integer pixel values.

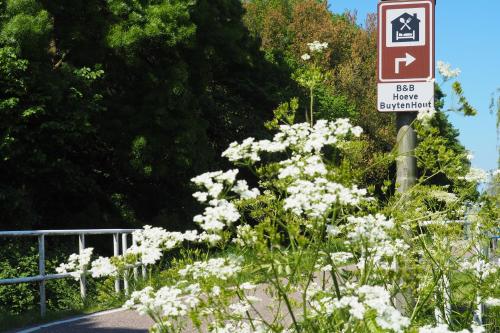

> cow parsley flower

[
  {"left": 460, "top": 168, "right": 488, "bottom": 183},
  {"left": 90, "top": 256, "right": 117, "bottom": 278},
  {"left": 301, "top": 53, "right": 311, "bottom": 61},
  {"left": 56, "top": 248, "right": 94, "bottom": 280},
  {"left": 437, "top": 60, "right": 461, "bottom": 80},
  {"left": 284, "top": 178, "right": 367, "bottom": 218},
  {"left": 417, "top": 108, "right": 436, "bottom": 125},
  {"left": 193, "top": 199, "right": 240, "bottom": 232},
  {"left": 485, "top": 298, "right": 500, "bottom": 306},
  {"left": 178, "top": 257, "right": 242, "bottom": 281},
  {"left": 307, "top": 41, "right": 329, "bottom": 52}
]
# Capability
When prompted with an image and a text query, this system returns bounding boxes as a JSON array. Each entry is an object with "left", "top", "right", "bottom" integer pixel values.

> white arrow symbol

[{"left": 395, "top": 53, "right": 416, "bottom": 74}]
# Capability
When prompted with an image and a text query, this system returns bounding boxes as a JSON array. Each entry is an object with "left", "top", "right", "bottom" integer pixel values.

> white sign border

[{"left": 378, "top": 0, "right": 434, "bottom": 83}]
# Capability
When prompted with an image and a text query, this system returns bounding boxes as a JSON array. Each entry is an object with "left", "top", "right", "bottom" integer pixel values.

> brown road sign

[{"left": 377, "top": 0, "right": 435, "bottom": 112}]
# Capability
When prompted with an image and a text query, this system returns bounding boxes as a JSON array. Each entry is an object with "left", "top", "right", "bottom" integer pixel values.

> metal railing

[{"left": 0, "top": 229, "right": 141, "bottom": 317}]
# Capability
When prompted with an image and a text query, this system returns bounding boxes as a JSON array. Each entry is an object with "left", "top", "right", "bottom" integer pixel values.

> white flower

[
  {"left": 211, "top": 286, "right": 221, "bottom": 296},
  {"left": 330, "top": 252, "right": 354, "bottom": 265},
  {"left": 222, "top": 138, "right": 260, "bottom": 163},
  {"left": 90, "top": 256, "right": 117, "bottom": 278},
  {"left": 229, "top": 300, "right": 251, "bottom": 315},
  {"left": 460, "top": 259, "right": 498, "bottom": 280},
  {"left": 178, "top": 257, "right": 242, "bottom": 280},
  {"left": 232, "top": 180, "right": 260, "bottom": 199},
  {"left": 198, "top": 232, "right": 222, "bottom": 245},
  {"left": 419, "top": 324, "right": 469, "bottom": 333},
  {"left": 437, "top": 60, "right": 461, "bottom": 80},
  {"left": 301, "top": 53, "right": 311, "bottom": 61},
  {"left": 124, "top": 284, "right": 200, "bottom": 323},
  {"left": 233, "top": 224, "right": 258, "bottom": 247},
  {"left": 193, "top": 191, "right": 208, "bottom": 203},
  {"left": 307, "top": 41, "right": 329, "bottom": 52},
  {"left": 239, "top": 282, "right": 257, "bottom": 290},
  {"left": 210, "top": 321, "right": 268, "bottom": 333},
  {"left": 484, "top": 297, "right": 500, "bottom": 306},
  {"left": 56, "top": 248, "right": 94, "bottom": 280},
  {"left": 429, "top": 190, "right": 458, "bottom": 204},
  {"left": 193, "top": 199, "right": 240, "bottom": 232},
  {"left": 359, "top": 285, "right": 410, "bottom": 332},
  {"left": 284, "top": 178, "right": 367, "bottom": 218},
  {"left": 460, "top": 168, "right": 488, "bottom": 183},
  {"left": 417, "top": 108, "right": 436, "bottom": 125}
]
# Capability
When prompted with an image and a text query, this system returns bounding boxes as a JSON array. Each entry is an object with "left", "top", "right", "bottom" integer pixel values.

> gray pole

[
  {"left": 38, "top": 235, "right": 46, "bottom": 317},
  {"left": 396, "top": 113, "right": 418, "bottom": 193},
  {"left": 79, "top": 234, "right": 87, "bottom": 301}
]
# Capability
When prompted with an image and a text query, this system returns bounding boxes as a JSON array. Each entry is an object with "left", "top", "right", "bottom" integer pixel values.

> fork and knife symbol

[{"left": 399, "top": 17, "right": 413, "bottom": 30}]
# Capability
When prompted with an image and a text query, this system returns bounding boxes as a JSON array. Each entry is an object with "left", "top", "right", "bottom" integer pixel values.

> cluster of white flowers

[
  {"left": 284, "top": 178, "right": 367, "bottom": 218},
  {"left": 56, "top": 248, "right": 93, "bottom": 280},
  {"left": 124, "top": 284, "right": 200, "bottom": 329},
  {"left": 126, "top": 226, "right": 195, "bottom": 265},
  {"left": 222, "top": 119, "right": 362, "bottom": 164},
  {"left": 484, "top": 297, "right": 500, "bottom": 306},
  {"left": 210, "top": 321, "right": 269, "bottom": 333},
  {"left": 307, "top": 41, "right": 328, "bottom": 52},
  {"left": 345, "top": 214, "right": 394, "bottom": 244},
  {"left": 344, "top": 214, "right": 408, "bottom": 271},
  {"left": 191, "top": 170, "right": 259, "bottom": 240},
  {"left": 90, "top": 256, "right": 117, "bottom": 278},
  {"left": 460, "top": 258, "right": 498, "bottom": 280},
  {"left": 437, "top": 61, "right": 461, "bottom": 80},
  {"left": 178, "top": 257, "right": 242, "bottom": 281},
  {"left": 309, "top": 285, "right": 409, "bottom": 332},
  {"left": 419, "top": 324, "right": 485, "bottom": 333},
  {"left": 301, "top": 53, "right": 311, "bottom": 61},
  {"left": 460, "top": 168, "right": 488, "bottom": 183},
  {"left": 192, "top": 170, "right": 239, "bottom": 200},
  {"left": 359, "top": 285, "right": 410, "bottom": 332},
  {"left": 330, "top": 252, "right": 354, "bottom": 265},
  {"left": 193, "top": 199, "right": 240, "bottom": 232},
  {"left": 417, "top": 108, "right": 437, "bottom": 125},
  {"left": 278, "top": 155, "right": 327, "bottom": 179},
  {"left": 233, "top": 224, "right": 258, "bottom": 247},
  {"left": 429, "top": 190, "right": 458, "bottom": 204}
]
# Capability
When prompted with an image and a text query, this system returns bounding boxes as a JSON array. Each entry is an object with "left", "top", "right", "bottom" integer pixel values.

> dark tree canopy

[{"left": 0, "top": 0, "right": 289, "bottom": 230}]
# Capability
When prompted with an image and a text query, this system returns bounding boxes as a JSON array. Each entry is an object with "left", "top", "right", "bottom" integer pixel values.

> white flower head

[
  {"left": 437, "top": 60, "right": 461, "bottom": 80},
  {"left": 417, "top": 108, "right": 436, "bottom": 126},
  {"left": 301, "top": 53, "right": 311, "bottom": 61},
  {"left": 308, "top": 41, "right": 329, "bottom": 53}
]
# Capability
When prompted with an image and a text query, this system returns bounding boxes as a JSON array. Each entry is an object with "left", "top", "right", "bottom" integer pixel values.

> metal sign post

[{"left": 378, "top": 0, "right": 435, "bottom": 192}]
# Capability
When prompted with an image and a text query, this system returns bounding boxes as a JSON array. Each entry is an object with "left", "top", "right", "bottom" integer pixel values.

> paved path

[{"left": 13, "top": 310, "right": 154, "bottom": 333}]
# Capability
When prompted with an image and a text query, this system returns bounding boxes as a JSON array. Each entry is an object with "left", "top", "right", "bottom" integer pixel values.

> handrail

[
  {"left": 0, "top": 229, "right": 141, "bottom": 317},
  {"left": 0, "top": 229, "right": 137, "bottom": 237}
]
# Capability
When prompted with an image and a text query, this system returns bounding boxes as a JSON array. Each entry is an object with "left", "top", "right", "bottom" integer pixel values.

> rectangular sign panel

[
  {"left": 377, "top": 0, "right": 435, "bottom": 112},
  {"left": 378, "top": 81, "right": 434, "bottom": 112}
]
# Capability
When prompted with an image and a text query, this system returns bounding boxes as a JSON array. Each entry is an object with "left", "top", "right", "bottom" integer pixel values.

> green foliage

[
  {"left": 0, "top": 0, "right": 291, "bottom": 231},
  {"left": 0, "top": 241, "right": 89, "bottom": 316},
  {"left": 451, "top": 82, "right": 478, "bottom": 116},
  {"left": 265, "top": 98, "right": 298, "bottom": 130},
  {"left": 106, "top": 0, "right": 196, "bottom": 52}
]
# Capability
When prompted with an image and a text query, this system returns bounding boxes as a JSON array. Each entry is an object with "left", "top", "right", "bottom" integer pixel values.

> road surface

[{"left": 13, "top": 310, "right": 154, "bottom": 333}]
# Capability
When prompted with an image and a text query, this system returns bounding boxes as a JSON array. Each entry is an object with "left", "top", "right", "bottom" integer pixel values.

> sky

[{"left": 329, "top": 0, "right": 500, "bottom": 172}]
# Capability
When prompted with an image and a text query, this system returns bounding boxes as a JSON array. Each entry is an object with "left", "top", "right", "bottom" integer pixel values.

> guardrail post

[
  {"left": 113, "top": 233, "right": 121, "bottom": 293},
  {"left": 142, "top": 263, "right": 147, "bottom": 280},
  {"left": 38, "top": 235, "right": 46, "bottom": 317},
  {"left": 121, "top": 233, "right": 129, "bottom": 295},
  {"left": 132, "top": 234, "right": 139, "bottom": 281},
  {"left": 79, "top": 234, "right": 87, "bottom": 301}
]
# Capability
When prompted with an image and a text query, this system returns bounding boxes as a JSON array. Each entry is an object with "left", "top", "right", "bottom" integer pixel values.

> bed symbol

[{"left": 391, "top": 13, "right": 420, "bottom": 43}]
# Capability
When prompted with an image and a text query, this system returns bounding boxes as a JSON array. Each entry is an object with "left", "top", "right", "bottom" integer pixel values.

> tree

[{"left": 0, "top": 0, "right": 291, "bottom": 230}]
